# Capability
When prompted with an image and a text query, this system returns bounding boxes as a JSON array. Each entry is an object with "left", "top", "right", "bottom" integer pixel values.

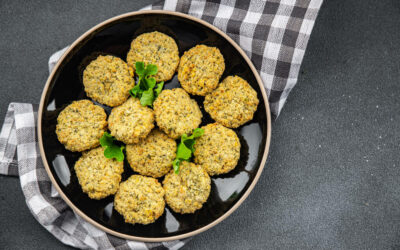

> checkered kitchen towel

[{"left": 0, "top": 0, "right": 322, "bottom": 249}]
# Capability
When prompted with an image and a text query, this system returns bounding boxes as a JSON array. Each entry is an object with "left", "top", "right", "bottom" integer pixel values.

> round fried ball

[
  {"left": 127, "top": 31, "right": 179, "bottom": 82},
  {"left": 163, "top": 162, "right": 211, "bottom": 214},
  {"left": 74, "top": 147, "right": 124, "bottom": 199},
  {"left": 114, "top": 175, "right": 165, "bottom": 225},
  {"left": 204, "top": 76, "right": 259, "bottom": 128},
  {"left": 56, "top": 100, "right": 107, "bottom": 152},
  {"left": 126, "top": 129, "right": 177, "bottom": 178},
  {"left": 153, "top": 88, "right": 202, "bottom": 139},
  {"left": 108, "top": 97, "right": 154, "bottom": 144},
  {"left": 83, "top": 55, "right": 134, "bottom": 107},
  {"left": 194, "top": 123, "right": 240, "bottom": 176},
  {"left": 178, "top": 44, "right": 225, "bottom": 96}
]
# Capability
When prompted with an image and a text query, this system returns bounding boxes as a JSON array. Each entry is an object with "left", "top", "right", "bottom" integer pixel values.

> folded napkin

[{"left": 0, "top": 0, "right": 322, "bottom": 249}]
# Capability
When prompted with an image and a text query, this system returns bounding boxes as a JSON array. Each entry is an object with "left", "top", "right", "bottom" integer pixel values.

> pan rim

[{"left": 37, "top": 10, "right": 272, "bottom": 242}]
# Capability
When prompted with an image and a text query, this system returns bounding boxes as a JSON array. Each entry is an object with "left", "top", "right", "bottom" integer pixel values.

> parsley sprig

[
  {"left": 99, "top": 132, "right": 125, "bottom": 162},
  {"left": 130, "top": 62, "right": 164, "bottom": 107},
  {"left": 172, "top": 128, "right": 204, "bottom": 174}
]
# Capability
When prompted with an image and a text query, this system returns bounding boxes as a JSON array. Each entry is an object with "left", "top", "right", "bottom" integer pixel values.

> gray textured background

[{"left": 1, "top": 0, "right": 399, "bottom": 249}]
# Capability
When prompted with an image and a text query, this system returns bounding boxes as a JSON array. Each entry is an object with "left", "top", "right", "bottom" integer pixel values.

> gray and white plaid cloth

[{"left": 0, "top": 0, "right": 322, "bottom": 249}]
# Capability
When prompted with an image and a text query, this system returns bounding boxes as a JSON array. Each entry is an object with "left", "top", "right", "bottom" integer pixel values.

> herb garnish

[
  {"left": 172, "top": 128, "right": 204, "bottom": 174},
  {"left": 99, "top": 132, "right": 125, "bottom": 162},
  {"left": 129, "top": 62, "right": 164, "bottom": 107}
]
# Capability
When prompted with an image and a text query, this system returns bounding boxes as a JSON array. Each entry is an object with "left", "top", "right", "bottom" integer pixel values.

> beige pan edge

[{"left": 38, "top": 10, "right": 272, "bottom": 243}]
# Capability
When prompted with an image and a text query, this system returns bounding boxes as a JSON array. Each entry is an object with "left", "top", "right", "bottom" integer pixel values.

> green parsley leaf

[
  {"left": 154, "top": 82, "right": 164, "bottom": 97},
  {"left": 129, "top": 84, "right": 141, "bottom": 98},
  {"left": 145, "top": 76, "right": 156, "bottom": 89},
  {"left": 129, "top": 62, "right": 164, "bottom": 107},
  {"left": 173, "top": 159, "right": 181, "bottom": 174},
  {"left": 191, "top": 128, "right": 205, "bottom": 138},
  {"left": 176, "top": 140, "right": 192, "bottom": 160},
  {"left": 183, "top": 139, "right": 195, "bottom": 152},
  {"left": 145, "top": 64, "right": 158, "bottom": 76},
  {"left": 135, "top": 62, "right": 145, "bottom": 76},
  {"left": 104, "top": 145, "right": 125, "bottom": 162},
  {"left": 180, "top": 128, "right": 204, "bottom": 152},
  {"left": 99, "top": 131, "right": 114, "bottom": 147},
  {"left": 140, "top": 88, "right": 155, "bottom": 107},
  {"left": 99, "top": 132, "right": 125, "bottom": 162},
  {"left": 171, "top": 128, "right": 205, "bottom": 174}
]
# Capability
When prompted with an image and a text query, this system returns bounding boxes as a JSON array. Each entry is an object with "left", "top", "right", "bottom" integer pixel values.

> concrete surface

[{"left": 0, "top": 0, "right": 399, "bottom": 249}]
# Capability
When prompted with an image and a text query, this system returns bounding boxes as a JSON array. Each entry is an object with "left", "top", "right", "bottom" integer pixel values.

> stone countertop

[{"left": 0, "top": 0, "right": 399, "bottom": 249}]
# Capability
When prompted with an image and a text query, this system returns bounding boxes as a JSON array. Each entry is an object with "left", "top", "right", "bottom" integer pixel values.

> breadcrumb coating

[
  {"left": 74, "top": 147, "right": 124, "bottom": 199},
  {"left": 204, "top": 76, "right": 259, "bottom": 128},
  {"left": 178, "top": 44, "right": 225, "bottom": 96},
  {"left": 194, "top": 123, "right": 240, "bottom": 175},
  {"left": 127, "top": 31, "right": 179, "bottom": 82},
  {"left": 153, "top": 88, "right": 202, "bottom": 139},
  {"left": 83, "top": 55, "right": 134, "bottom": 107},
  {"left": 56, "top": 100, "right": 107, "bottom": 152},
  {"left": 114, "top": 175, "right": 165, "bottom": 224},
  {"left": 163, "top": 162, "right": 211, "bottom": 214},
  {"left": 126, "top": 129, "right": 176, "bottom": 178},
  {"left": 108, "top": 97, "right": 155, "bottom": 144}
]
